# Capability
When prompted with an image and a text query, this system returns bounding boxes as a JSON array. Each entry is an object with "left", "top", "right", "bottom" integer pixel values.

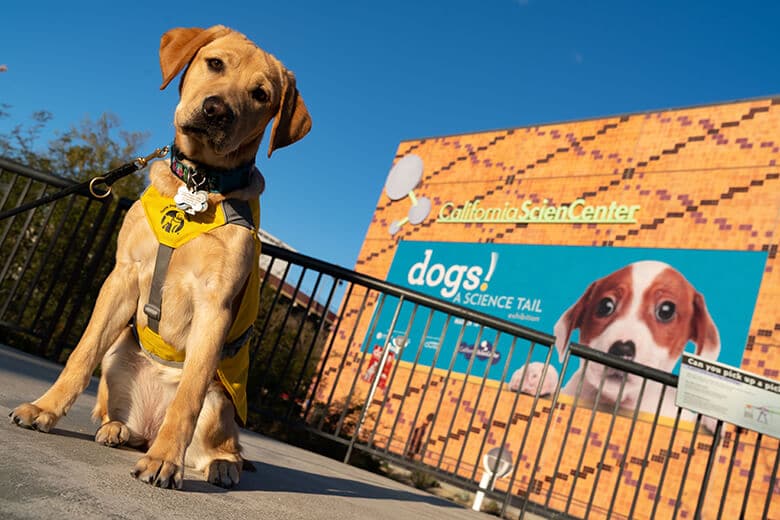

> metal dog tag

[{"left": 174, "top": 186, "right": 208, "bottom": 215}]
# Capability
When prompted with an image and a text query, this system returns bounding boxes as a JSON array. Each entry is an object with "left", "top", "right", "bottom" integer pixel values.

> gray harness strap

[
  {"left": 142, "top": 198, "right": 254, "bottom": 338},
  {"left": 143, "top": 244, "right": 173, "bottom": 334},
  {"left": 223, "top": 198, "right": 254, "bottom": 228}
]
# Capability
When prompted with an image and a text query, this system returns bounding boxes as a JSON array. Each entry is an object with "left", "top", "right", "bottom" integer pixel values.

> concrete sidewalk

[{"left": 0, "top": 345, "right": 494, "bottom": 520}]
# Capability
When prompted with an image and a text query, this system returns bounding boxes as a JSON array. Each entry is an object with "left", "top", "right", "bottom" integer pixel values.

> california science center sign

[{"left": 437, "top": 198, "right": 641, "bottom": 224}]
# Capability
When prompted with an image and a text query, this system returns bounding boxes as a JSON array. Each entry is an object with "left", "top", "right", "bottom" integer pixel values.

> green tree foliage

[
  {"left": 0, "top": 109, "right": 147, "bottom": 358},
  {"left": 247, "top": 283, "right": 329, "bottom": 418},
  {"left": 0, "top": 108, "right": 149, "bottom": 199}
]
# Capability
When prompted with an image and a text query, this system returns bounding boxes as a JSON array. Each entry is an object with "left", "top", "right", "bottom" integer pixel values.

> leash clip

[{"left": 134, "top": 146, "right": 170, "bottom": 169}]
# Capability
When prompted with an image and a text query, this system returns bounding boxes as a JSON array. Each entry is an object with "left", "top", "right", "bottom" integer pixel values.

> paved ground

[{"left": 0, "top": 345, "right": 496, "bottom": 520}]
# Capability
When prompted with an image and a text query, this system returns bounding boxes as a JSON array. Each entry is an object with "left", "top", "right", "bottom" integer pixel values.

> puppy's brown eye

[
  {"left": 656, "top": 301, "right": 676, "bottom": 322},
  {"left": 207, "top": 58, "right": 224, "bottom": 72},
  {"left": 596, "top": 297, "right": 616, "bottom": 317},
  {"left": 252, "top": 87, "right": 269, "bottom": 103}
]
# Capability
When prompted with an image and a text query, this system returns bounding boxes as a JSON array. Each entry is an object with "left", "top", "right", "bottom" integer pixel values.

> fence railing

[
  {"left": 0, "top": 156, "right": 777, "bottom": 519},
  {"left": 0, "top": 157, "right": 132, "bottom": 361},
  {"left": 256, "top": 243, "right": 779, "bottom": 520}
]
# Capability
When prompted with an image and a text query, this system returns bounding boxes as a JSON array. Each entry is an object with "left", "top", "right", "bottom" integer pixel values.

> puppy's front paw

[
  {"left": 9, "top": 403, "right": 59, "bottom": 432},
  {"left": 206, "top": 459, "right": 241, "bottom": 488},
  {"left": 95, "top": 421, "right": 130, "bottom": 447},
  {"left": 131, "top": 455, "right": 183, "bottom": 489}
]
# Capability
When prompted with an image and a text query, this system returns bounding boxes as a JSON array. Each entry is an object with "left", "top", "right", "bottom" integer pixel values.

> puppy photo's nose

[
  {"left": 202, "top": 96, "right": 234, "bottom": 122},
  {"left": 607, "top": 340, "right": 636, "bottom": 359}
]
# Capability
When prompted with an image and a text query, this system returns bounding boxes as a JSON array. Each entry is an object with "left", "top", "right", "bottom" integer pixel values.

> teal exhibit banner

[{"left": 363, "top": 240, "right": 767, "bottom": 398}]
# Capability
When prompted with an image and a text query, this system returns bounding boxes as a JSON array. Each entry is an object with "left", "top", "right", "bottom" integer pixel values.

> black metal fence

[
  {"left": 0, "top": 157, "right": 132, "bottom": 362},
  {"left": 1, "top": 157, "right": 777, "bottom": 519},
  {"left": 255, "top": 242, "right": 779, "bottom": 520}
]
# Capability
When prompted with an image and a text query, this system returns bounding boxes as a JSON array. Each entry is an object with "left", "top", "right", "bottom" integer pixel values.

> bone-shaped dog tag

[{"left": 174, "top": 186, "right": 208, "bottom": 215}]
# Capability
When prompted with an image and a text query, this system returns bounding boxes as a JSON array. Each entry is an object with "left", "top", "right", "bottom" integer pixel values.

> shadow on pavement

[{"left": 201, "top": 459, "right": 461, "bottom": 507}]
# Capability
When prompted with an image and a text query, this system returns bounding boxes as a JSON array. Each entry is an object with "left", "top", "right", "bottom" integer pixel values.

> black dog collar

[{"left": 169, "top": 143, "right": 255, "bottom": 194}]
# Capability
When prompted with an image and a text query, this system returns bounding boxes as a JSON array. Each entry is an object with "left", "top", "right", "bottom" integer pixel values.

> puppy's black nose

[
  {"left": 607, "top": 340, "right": 636, "bottom": 360},
  {"left": 202, "top": 96, "right": 234, "bottom": 123}
]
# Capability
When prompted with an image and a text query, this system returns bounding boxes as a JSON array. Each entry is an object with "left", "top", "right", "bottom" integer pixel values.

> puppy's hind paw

[
  {"left": 206, "top": 459, "right": 241, "bottom": 488},
  {"left": 9, "top": 403, "right": 58, "bottom": 433},
  {"left": 95, "top": 420, "right": 130, "bottom": 447}
]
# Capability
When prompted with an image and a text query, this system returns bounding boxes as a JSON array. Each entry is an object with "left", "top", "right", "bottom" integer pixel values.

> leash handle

[
  {"left": 87, "top": 146, "right": 169, "bottom": 199},
  {"left": 0, "top": 146, "right": 169, "bottom": 220}
]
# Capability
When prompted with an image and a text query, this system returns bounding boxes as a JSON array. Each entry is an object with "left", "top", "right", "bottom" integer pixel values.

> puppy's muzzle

[
  {"left": 598, "top": 341, "right": 635, "bottom": 382},
  {"left": 202, "top": 96, "right": 235, "bottom": 126},
  {"left": 181, "top": 96, "right": 236, "bottom": 149},
  {"left": 607, "top": 340, "right": 636, "bottom": 361}
]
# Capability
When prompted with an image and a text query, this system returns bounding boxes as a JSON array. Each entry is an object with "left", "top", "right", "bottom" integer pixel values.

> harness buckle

[{"left": 143, "top": 303, "right": 161, "bottom": 321}]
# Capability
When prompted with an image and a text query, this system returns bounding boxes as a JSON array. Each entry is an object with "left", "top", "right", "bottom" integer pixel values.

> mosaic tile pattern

[{"left": 315, "top": 98, "right": 780, "bottom": 519}]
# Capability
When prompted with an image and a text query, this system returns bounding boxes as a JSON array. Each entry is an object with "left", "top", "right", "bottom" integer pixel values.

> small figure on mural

[
  {"left": 362, "top": 335, "right": 404, "bottom": 390},
  {"left": 362, "top": 346, "right": 383, "bottom": 384},
  {"left": 406, "top": 413, "right": 435, "bottom": 459}
]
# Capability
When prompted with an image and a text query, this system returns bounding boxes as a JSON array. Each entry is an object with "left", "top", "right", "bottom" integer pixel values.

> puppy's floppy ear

[
  {"left": 159, "top": 25, "right": 231, "bottom": 90},
  {"left": 691, "top": 292, "right": 720, "bottom": 360},
  {"left": 267, "top": 69, "right": 312, "bottom": 157},
  {"left": 553, "top": 283, "right": 594, "bottom": 362}
]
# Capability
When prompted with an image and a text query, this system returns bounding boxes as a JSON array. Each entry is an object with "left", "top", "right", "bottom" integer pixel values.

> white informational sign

[{"left": 677, "top": 353, "right": 780, "bottom": 439}]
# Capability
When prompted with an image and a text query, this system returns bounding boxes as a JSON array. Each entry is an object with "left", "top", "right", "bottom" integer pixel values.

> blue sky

[{"left": 1, "top": 1, "right": 778, "bottom": 269}]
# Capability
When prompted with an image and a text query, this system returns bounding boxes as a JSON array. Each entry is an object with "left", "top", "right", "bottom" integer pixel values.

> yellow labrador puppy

[{"left": 9, "top": 25, "right": 311, "bottom": 489}]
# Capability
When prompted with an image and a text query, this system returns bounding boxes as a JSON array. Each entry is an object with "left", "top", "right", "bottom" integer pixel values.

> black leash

[{"left": 0, "top": 146, "right": 169, "bottom": 221}]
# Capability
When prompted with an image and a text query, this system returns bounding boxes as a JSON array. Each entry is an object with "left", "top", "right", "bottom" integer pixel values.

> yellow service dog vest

[{"left": 138, "top": 184, "right": 260, "bottom": 424}]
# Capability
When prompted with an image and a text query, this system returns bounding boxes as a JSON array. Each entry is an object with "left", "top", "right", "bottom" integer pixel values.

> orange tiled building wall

[{"left": 314, "top": 97, "right": 780, "bottom": 519}]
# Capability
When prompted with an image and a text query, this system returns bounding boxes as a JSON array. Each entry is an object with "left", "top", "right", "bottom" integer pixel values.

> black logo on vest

[{"left": 160, "top": 207, "right": 185, "bottom": 234}]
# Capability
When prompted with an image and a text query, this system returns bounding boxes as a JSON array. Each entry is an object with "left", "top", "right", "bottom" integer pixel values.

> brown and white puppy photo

[
  {"left": 9, "top": 25, "right": 311, "bottom": 489},
  {"left": 553, "top": 260, "right": 720, "bottom": 423}
]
